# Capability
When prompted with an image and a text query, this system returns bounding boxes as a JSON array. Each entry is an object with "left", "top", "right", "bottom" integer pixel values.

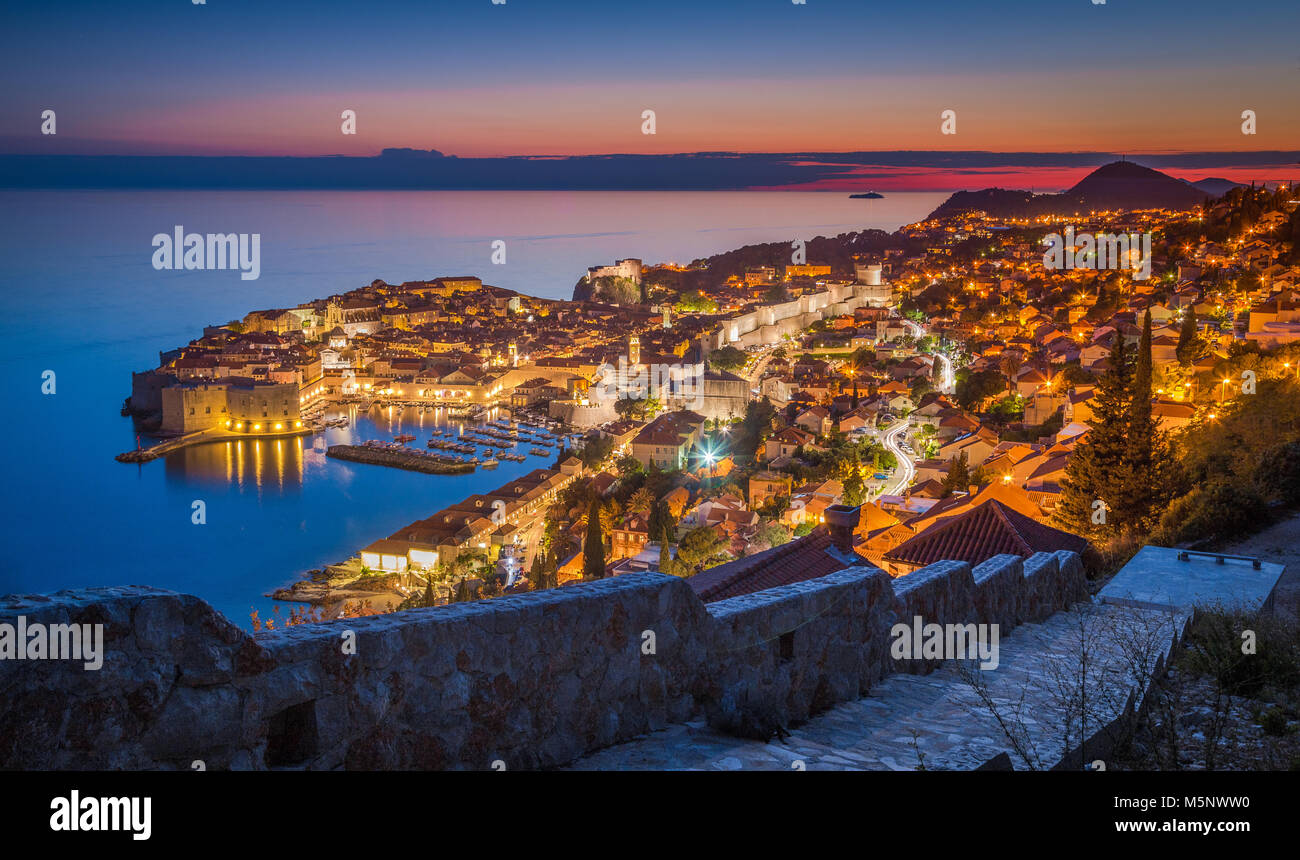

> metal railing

[{"left": 1176, "top": 550, "right": 1262, "bottom": 570}]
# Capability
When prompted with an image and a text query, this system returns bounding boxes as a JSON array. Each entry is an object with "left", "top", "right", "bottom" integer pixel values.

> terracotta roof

[
  {"left": 884, "top": 499, "right": 1087, "bottom": 569},
  {"left": 686, "top": 528, "right": 871, "bottom": 602}
]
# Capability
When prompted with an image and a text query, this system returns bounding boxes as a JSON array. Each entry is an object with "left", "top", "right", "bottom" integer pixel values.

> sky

[{"left": 1, "top": 0, "right": 1297, "bottom": 176}]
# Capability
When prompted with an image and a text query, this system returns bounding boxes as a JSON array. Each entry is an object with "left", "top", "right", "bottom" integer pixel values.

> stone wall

[
  {"left": 0, "top": 551, "right": 1086, "bottom": 770},
  {"left": 708, "top": 282, "right": 876, "bottom": 351}
]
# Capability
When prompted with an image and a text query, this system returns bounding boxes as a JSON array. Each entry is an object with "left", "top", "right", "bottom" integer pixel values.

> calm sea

[{"left": 0, "top": 189, "right": 946, "bottom": 624}]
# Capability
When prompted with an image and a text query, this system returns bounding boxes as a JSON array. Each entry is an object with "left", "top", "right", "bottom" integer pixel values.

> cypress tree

[
  {"left": 1176, "top": 308, "right": 1198, "bottom": 365},
  {"left": 1055, "top": 333, "right": 1132, "bottom": 538},
  {"left": 657, "top": 521, "right": 679, "bottom": 577},
  {"left": 583, "top": 496, "right": 606, "bottom": 579},
  {"left": 1116, "top": 311, "right": 1173, "bottom": 532}
]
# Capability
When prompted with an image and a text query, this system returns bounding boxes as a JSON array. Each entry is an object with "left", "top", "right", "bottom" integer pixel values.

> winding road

[
  {"left": 879, "top": 418, "right": 915, "bottom": 496},
  {"left": 901, "top": 317, "right": 954, "bottom": 394}
]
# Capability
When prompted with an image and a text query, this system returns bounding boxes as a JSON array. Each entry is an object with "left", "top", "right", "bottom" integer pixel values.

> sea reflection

[
  {"left": 158, "top": 403, "right": 511, "bottom": 491},
  {"left": 164, "top": 435, "right": 306, "bottom": 492}
]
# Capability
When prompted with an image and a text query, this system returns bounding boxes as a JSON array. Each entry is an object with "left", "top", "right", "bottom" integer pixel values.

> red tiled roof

[
  {"left": 883, "top": 499, "right": 1087, "bottom": 568},
  {"left": 686, "top": 528, "right": 871, "bottom": 602}
]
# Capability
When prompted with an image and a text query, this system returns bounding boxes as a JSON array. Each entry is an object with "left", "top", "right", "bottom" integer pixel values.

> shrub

[
  {"left": 1255, "top": 440, "right": 1300, "bottom": 505},
  {"left": 1181, "top": 608, "right": 1300, "bottom": 699},
  {"left": 1152, "top": 478, "right": 1268, "bottom": 546},
  {"left": 1258, "top": 705, "right": 1290, "bottom": 737}
]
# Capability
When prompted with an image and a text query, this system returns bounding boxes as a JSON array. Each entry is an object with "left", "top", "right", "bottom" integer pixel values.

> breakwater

[{"left": 327, "top": 444, "right": 476, "bottom": 475}]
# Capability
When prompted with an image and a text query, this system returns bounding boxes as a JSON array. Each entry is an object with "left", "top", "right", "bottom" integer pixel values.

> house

[
  {"left": 692, "top": 493, "right": 748, "bottom": 526},
  {"left": 1014, "top": 368, "right": 1050, "bottom": 398},
  {"left": 761, "top": 375, "right": 797, "bottom": 404},
  {"left": 630, "top": 410, "right": 706, "bottom": 469},
  {"left": 875, "top": 380, "right": 914, "bottom": 413},
  {"left": 935, "top": 427, "right": 999, "bottom": 468},
  {"left": 794, "top": 405, "right": 832, "bottom": 436},
  {"left": 763, "top": 425, "right": 815, "bottom": 460},
  {"left": 1151, "top": 398, "right": 1197, "bottom": 432},
  {"left": 1064, "top": 386, "right": 1096, "bottom": 424},
  {"left": 881, "top": 499, "right": 1088, "bottom": 576},
  {"left": 748, "top": 471, "right": 793, "bottom": 509},
  {"left": 838, "top": 406, "right": 874, "bottom": 435},
  {"left": 782, "top": 479, "right": 843, "bottom": 527},
  {"left": 687, "top": 506, "right": 872, "bottom": 602},
  {"left": 611, "top": 513, "right": 651, "bottom": 560}
]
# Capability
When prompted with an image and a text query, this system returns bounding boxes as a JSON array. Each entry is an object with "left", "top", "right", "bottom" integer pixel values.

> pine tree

[
  {"left": 583, "top": 496, "right": 606, "bottom": 579},
  {"left": 1055, "top": 333, "right": 1132, "bottom": 538},
  {"left": 941, "top": 451, "right": 970, "bottom": 497}
]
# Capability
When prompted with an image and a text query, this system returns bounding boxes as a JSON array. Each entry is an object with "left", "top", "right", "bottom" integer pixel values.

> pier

[{"left": 115, "top": 424, "right": 318, "bottom": 463}]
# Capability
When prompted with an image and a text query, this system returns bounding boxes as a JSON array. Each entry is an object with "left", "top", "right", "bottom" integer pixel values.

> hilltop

[{"left": 926, "top": 161, "right": 1211, "bottom": 219}]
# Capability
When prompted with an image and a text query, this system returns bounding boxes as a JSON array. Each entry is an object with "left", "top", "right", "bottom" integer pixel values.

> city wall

[
  {"left": 0, "top": 551, "right": 1086, "bottom": 770},
  {"left": 707, "top": 282, "right": 874, "bottom": 351}
]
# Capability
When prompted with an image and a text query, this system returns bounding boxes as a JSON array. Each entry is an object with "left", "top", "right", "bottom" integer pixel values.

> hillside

[
  {"left": 1190, "top": 176, "right": 1246, "bottom": 196},
  {"left": 927, "top": 161, "right": 1210, "bottom": 219}
]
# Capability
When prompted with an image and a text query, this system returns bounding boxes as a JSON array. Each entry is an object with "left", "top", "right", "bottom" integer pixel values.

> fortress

[{"left": 160, "top": 378, "right": 302, "bottom": 434}]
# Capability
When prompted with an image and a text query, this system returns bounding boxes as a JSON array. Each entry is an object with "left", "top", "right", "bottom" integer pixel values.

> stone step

[{"left": 566, "top": 602, "right": 1187, "bottom": 771}]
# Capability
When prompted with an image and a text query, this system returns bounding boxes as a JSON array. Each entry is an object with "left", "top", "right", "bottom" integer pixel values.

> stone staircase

[{"left": 567, "top": 601, "right": 1188, "bottom": 771}]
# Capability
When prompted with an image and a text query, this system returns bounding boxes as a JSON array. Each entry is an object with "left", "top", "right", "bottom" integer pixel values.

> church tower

[{"left": 628, "top": 334, "right": 641, "bottom": 366}]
